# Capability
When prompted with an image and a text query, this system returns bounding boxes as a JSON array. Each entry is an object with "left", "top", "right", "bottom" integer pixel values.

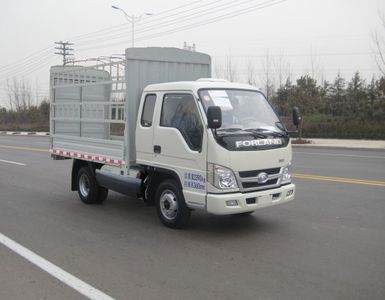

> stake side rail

[{"left": 50, "top": 60, "right": 128, "bottom": 168}]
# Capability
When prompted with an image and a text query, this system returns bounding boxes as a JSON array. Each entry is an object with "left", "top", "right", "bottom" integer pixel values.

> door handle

[{"left": 154, "top": 145, "right": 161, "bottom": 154}]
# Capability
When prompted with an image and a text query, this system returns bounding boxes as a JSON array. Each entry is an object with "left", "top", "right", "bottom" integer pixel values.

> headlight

[
  {"left": 208, "top": 163, "right": 238, "bottom": 190},
  {"left": 281, "top": 164, "right": 292, "bottom": 183}
]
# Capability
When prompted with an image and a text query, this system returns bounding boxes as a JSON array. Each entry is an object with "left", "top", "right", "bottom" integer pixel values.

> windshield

[{"left": 199, "top": 89, "right": 283, "bottom": 133}]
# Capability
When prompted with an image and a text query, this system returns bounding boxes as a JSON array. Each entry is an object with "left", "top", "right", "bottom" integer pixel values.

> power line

[
  {"left": 69, "top": 0, "right": 206, "bottom": 42},
  {"left": 0, "top": 47, "right": 53, "bottom": 73},
  {"left": 135, "top": 0, "right": 288, "bottom": 41},
  {"left": 77, "top": 0, "right": 287, "bottom": 52},
  {"left": 135, "top": 0, "right": 252, "bottom": 34},
  {"left": 213, "top": 52, "right": 374, "bottom": 58},
  {"left": 0, "top": 0, "right": 277, "bottom": 76},
  {"left": 75, "top": 0, "right": 252, "bottom": 47},
  {"left": 0, "top": 54, "right": 57, "bottom": 80},
  {"left": 0, "top": 0, "right": 285, "bottom": 79},
  {"left": 23, "top": 56, "right": 58, "bottom": 78},
  {"left": 0, "top": 48, "right": 57, "bottom": 80}
]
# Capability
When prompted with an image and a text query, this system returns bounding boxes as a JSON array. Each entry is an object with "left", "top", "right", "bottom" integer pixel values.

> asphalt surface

[{"left": 0, "top": 135, "right": 384, "bottom": 300}]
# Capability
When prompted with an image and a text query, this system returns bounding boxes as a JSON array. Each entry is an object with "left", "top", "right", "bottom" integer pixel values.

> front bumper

[{"left": 206, "top": 183, "right": 295, "bottom": 215}]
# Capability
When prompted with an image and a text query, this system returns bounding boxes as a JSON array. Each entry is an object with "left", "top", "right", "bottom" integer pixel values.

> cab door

[
  {"left": 152, "top": 92, "right": 207, "bottom": 209},
  {"left": 135, "top": 93, "right": 157, "bottom": 165}
]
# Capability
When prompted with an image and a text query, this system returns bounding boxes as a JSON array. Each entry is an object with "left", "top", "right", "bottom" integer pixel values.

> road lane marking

[
  {"left": 0, "top": 145, "right": 47, "bottom": 152},
  {"left": 0, "top": 159, "right": 26, "bottom": 166},
  {"left": 294, "top": 151, "right": 385, "bottom": 159},
  {"left": 293, "top": 173, "right": 385, "bottom": 187},
  {"left": 0, "top": 232, "right": 115, "bottom": 300}
]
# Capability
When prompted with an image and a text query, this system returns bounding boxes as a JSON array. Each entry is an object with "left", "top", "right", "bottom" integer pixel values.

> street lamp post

[{"left": 111, "top": 5, "right": 152, "bottom": 48}]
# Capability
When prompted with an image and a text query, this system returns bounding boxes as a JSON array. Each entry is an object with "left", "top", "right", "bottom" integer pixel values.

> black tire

[
  {"left": 76, "top": 166, "right": 108, "bottom": 204},
  {"left": 155, "top": 179, "right": 191, "bottom": 229}
]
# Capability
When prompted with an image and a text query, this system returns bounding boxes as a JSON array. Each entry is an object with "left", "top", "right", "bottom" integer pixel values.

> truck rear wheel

[
  {"left": 155, "top": 179, "right": 191, "bottom": 229},
  {"left": 77, "top": 166, "right": 108, "bottom": 204}
]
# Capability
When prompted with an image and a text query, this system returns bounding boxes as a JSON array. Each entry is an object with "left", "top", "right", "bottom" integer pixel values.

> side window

[
  {"left": 141, "top": 94, "right": 156, "bottom": 127},
  {"left": 160, "top": 93, "right": 203, "bottom": 151}
]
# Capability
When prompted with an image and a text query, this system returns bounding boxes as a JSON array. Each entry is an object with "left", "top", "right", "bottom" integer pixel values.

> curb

[
  {"left": 292, "top": 144, "right": 385, "bottom": 151},
  {"left": 0, "top": 131, "right": 49, "bottom": 136},
  {"left": 292, "top": 140, "right": 385, "bottom": 151}
]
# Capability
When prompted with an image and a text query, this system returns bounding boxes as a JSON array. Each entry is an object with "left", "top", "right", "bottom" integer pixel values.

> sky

[{"left": 0, "top": 0, "right": 385, "bottom": 107}]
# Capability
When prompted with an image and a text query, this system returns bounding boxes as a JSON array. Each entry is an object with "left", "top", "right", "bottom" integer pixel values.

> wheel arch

[
  {"left": 71, "top": 159, "right": 103, "bottom": 191},
  {"left": 146, "top": 167, "right": 183, "bottom": 206}
]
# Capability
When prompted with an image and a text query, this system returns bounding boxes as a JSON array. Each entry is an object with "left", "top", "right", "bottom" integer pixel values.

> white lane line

[
  {"left": 0, "top": 159, "right": 26, "bottom": 166},
  {"left": 0, "top": 232, "right": 114, "bottom": 300},
  {"left": 293, "top": 151, "right": 385, "bottom": 159}
]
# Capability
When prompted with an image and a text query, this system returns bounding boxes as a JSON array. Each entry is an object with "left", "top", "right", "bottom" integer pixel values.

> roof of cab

[{"left": 143, "top": 80, "right": 261, "bottom": 93}]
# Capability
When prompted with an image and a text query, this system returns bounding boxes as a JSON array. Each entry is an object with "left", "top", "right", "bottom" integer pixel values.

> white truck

[{"left": 50, "top": 47, "right": 301, "bottom": 228}]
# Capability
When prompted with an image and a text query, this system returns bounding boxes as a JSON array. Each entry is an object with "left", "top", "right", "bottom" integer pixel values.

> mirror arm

[
  {"left": 287, "top": 129, "right": 298, "bottom": 134},
  {"left": 211, "top": 126, "right": 217, "bottom": 136},
  {"left": 208, "top": 125, "right": 218, "bottom": 137},
  {"left": 287, "top": 124, "right": 299, "bottom": 135}
]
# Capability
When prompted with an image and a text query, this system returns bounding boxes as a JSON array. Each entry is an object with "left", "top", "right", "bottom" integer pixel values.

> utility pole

[{"left": 55, "top": 41, "right": 74, "bottom": 66}]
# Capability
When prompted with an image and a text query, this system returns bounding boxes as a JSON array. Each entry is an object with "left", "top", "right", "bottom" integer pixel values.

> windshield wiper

[
  {"left": 245, "top": 128, "right": 287, "bottom": 138},
  {"left": 243, "top": 129, "right": 268, "bottom": 138},
  {"left": 216, "top": 128, "right": 267, "bottom": 139},
  {"left": 216, "top": 127, "right": 244, "bottom": 132},
  {"left": 263, "top": 131, "right": 287, "bottom": 138}
]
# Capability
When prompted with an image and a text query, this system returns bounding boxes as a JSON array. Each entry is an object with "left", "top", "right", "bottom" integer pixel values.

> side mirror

[
  {"left": 207, "top": 106, "right": 222, "bottom": 129},
  {"left": 292, "top": 106, "right": 302, "bottom": 127}
]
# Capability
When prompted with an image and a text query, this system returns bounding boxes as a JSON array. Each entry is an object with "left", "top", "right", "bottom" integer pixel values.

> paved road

[{"left": 0, "top": 136, "right": 384, "bottom": 300}]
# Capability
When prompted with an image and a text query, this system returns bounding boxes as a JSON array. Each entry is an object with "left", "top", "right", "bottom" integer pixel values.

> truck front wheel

[
  {"left": 77, "top": 166, "right": 108, "bottom": 204},
  {"left": 155, "top": 179, "right": 191, "bottom": 229}
]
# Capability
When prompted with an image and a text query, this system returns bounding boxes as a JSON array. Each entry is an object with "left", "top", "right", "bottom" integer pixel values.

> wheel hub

[
  {"left": 79, "top": 174, "right": 90, "bottom": 197},
  {"left": 160, "top": 190, "right": 178, "bottom": 220}
]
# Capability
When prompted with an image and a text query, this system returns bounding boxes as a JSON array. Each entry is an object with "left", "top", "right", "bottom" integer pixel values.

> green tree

[
  {"left": 346, "top": 72, "right": 366, "bottom": 116},
  {"left": 373, "top": 77, "right": 385, "bottom": 121},
  {"left": 273, "top": 78, "right": 293, "bottom": 116},
  {"left": 329, "top": 73, "right": 346, "bottom": 116},
  {"left": 366, "top": 77, "right": 378, "bottom": 118},
  {"left": 320, "top": 80, "right": 333, "bottom": 115},
  {"left": 39, "top": 99, "right": 50, "bottom": 118},
  {"left": 292, "top": 75, "right": 321, "bottom": 114}
]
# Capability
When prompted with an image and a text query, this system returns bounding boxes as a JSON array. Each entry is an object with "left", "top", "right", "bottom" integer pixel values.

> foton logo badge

[
  {"left": 235, "top": 139, "right": 282, "bottom": 148},
  {"left": 257, "top": 172, "right": 269, "bottom": 184}
]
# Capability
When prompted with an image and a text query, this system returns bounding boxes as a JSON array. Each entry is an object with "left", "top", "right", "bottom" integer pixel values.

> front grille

[
  {"left": 239, "top": 167, "right": 280, "bottom": 178},
  {"left": 242, "top": 178, "right": 278, "bottom": 189},
  {"left": 237, "top": 167, "right": 282, "bottom": 192}
]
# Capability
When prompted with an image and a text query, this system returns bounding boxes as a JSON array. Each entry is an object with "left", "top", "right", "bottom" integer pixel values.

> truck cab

[{"left": 135, "top": 80, "right": 295, "bottom": 227}]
